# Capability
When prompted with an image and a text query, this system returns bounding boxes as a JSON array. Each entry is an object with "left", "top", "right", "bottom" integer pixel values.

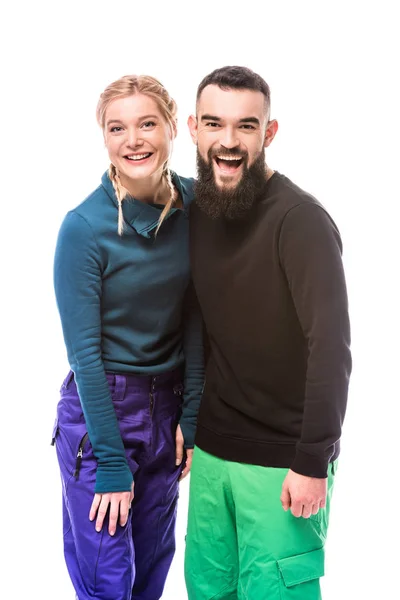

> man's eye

[
  {"left": 240, "top": 124, "right": 256, "bottom": 130},
  {"left": 205, "top": 122, "right": 221, "bottom": 128}
]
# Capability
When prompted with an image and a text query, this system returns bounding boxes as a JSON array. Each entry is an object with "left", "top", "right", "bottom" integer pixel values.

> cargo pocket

[
  {"left": 52, "top": 422, "right": 90, "bottom": 482},
  {"left": 73, "top": 433, "right": 90, "bottom": 479},
  {"left": 277, "top": 547, "right": 324, "bottom": 598}
]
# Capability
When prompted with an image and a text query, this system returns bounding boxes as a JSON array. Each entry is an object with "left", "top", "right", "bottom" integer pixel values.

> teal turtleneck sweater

[{"left": 54, "top": 172, "right": 204, "bottom": 493}]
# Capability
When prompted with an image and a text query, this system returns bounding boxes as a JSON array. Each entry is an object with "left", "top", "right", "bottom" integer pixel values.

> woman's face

[{"left": 104, "top": 93, "right": 174, "bottom": 188}]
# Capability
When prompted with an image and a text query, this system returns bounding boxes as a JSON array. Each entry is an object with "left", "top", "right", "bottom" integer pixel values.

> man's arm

[
  {"left": 176, "top": 279, "right": 205, "bottom": 479},
  {"left": 278, "top": 201, "right": 352, "bottom": 515}
]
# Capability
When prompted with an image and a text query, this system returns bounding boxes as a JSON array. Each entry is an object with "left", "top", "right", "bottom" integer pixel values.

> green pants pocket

[{"left": 277, "top": 547, "right": 324, "bottom": 599}]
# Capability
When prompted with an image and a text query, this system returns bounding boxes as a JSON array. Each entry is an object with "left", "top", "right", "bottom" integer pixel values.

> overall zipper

[
  {"left": 149, "top": 376, "right": 157, "bottom": 417},
  {"left": 74, "top": 433, "right": 89, "bottom": 479}
]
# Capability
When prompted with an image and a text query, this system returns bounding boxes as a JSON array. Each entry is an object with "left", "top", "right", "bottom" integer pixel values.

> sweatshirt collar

[{"left": 101, "top": 171, "right": 189, "bottom": 238}]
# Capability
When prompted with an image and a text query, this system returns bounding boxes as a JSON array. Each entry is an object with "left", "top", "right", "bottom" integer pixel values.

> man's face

[
  {"left": 188, "top": 84, "right": 278, "bottom": 219},
  {"left": 189, "top": 85, "right": 276, "bottom": 190}
]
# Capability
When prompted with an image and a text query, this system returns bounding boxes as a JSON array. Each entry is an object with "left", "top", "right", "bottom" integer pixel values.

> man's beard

[{"left": 194, "top": 147, "right": 268, "bottom": 220}]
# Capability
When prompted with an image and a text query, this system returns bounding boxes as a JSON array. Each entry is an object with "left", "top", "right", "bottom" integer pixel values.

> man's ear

[
  {"left": 187, "top": 114, "right": 198, "bottom": 145},
  {"left": 264, "top": 119, "right": 278, "bottom": 148}
]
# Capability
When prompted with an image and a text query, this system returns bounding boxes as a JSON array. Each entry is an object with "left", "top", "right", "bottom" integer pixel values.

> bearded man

[{"left": 184, "top": 65, "right": 352, "bottom": 600}]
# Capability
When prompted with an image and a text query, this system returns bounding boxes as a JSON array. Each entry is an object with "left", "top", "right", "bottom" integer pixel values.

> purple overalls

[{"left": 52, "top": 368, "right": 184, "bottom": 600}]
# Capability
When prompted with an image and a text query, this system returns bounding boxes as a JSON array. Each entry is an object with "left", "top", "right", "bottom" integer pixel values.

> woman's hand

[
  {"left": 175, "top": 424, "right": 193, "bottom": 481},
  {"left": 89, "top": 482, "right": 135, "bottom": 536}
]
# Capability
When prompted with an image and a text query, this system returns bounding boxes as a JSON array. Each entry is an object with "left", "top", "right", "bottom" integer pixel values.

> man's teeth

[
  {"left": 216, "top": 156, "right": 242, "bottom": 161},
  {"left": 126, "top": 153, "right": 151, "bottom": 161}
]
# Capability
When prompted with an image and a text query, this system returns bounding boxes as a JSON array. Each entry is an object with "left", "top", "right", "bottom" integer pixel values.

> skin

[
  {"left": 104, "top": 93, "right": 176, "bottom": 205},
  {"left": 188, "top": 84, "right": 327, "bottom": 518},
  {"left": 281, "top": 470, "right": 327, "bottom": 518},
  {"left": 90, "top": 425, "right": 191, "bottom": 536},
  {"left": 89, "top": 94, "right": 191, "bottom": 536},
  {"left": 176, "top": 426, "right": 193, "bottom": 481},
  {"left": 188, "top": 84, "right": 278, "bottom": 185}
]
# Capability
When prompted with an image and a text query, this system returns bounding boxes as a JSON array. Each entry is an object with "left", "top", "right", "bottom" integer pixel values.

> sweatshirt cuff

[
  {"left": 94, "top": 464, "right": 134, "bottom": 494},
  {"left": 179, "top": 418, "right": 196, "bottom": 449},
  {"left": 290, "top": 450, "right": 328, "bottom": 478}
]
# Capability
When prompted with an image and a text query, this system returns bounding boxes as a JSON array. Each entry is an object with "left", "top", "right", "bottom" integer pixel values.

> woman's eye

[
  {"left": 110, "top": 126, "right": 123, "bottom": 133},
  {"left": 141, "top": 121, "right": 156, "bottom": 128}
]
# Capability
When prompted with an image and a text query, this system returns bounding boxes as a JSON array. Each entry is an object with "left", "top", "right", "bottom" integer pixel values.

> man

[{"left": 184, "top": 66, "right": 352, "bottom": 600}]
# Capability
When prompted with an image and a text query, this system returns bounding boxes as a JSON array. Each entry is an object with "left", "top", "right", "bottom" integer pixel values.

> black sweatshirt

[{"left": 190, "top": 172, "right": 352, "bottom": 478}]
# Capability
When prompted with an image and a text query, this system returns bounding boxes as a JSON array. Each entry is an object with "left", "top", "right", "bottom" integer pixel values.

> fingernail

[
  {"left": 176, "top": 460, "right": 180, "bottom": 466},
  {"left": 96, "top": 526, "right": 101, "bottom": 532}
]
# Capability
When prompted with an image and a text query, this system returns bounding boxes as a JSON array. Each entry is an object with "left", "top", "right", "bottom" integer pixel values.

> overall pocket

[
  {"left": 73, "top": 432, "right": 90, "bottom": 479},
  {"left": 277, "top": 547, "right": 324, "bottom": 598},
  {"left": 52, "top": 421, "right": 90, "bottom": 481}
]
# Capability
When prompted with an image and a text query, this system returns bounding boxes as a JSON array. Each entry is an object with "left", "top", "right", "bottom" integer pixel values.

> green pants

[{"left": 185, "top": 447, "right": 336, "bottom": 600}]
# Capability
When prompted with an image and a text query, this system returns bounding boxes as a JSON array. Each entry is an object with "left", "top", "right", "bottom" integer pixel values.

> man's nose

[{"left": 219, "top": 127, "right": 240, "bottom": 149}]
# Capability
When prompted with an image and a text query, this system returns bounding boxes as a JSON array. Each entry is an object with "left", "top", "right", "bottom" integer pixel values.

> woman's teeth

[{"left": 126, "top": 153, "right": 152, "bottom": 161}]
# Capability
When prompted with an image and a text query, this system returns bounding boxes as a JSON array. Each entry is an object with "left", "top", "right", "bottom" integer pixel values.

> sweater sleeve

[
  {"left": 54, "top": 211, "right": 133, "bottom": 493},
  {"left": 278, "top": 202, "right": 352, "bottom": 478},
  {"left": 179, "top": 279, "right": 205, "bottom": 448}
]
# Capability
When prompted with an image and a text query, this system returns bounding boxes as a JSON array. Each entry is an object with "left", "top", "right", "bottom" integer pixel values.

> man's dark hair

[{"left": 196, "top": 66, "right": 271, "bottom": 113}]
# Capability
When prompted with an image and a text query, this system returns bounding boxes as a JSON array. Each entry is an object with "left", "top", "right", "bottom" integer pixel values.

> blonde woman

[{"left": 52, "top": 75, "right": 204, "bottom": 600}]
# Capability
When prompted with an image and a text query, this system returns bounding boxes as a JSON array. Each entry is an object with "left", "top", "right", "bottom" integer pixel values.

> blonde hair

[{"left": 96, "top": 75, "right": 178, "bottom": 235}]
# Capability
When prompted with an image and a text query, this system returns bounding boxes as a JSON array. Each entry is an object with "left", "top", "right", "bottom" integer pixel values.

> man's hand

[
  {"left": 175, "top": 424, "right": 193, "bottom": 481},
  {"left": 89, "top": 482, "right": 135, "bottom": 536},
  {"left": 281, "top": 469, "right": 327, "bottom": 518}
]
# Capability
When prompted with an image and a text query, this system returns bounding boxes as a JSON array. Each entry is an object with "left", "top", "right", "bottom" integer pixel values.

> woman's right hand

[{"left": 89, "top": 482, "right": 135, "bottom": 536}]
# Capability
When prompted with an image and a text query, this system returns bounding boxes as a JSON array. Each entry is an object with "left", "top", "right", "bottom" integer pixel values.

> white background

[{"left": 1, "top": 1, "right": 399, "bottom": 598}]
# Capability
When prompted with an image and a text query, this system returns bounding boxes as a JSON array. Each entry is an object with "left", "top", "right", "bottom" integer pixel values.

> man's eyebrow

[
  {"left": 239, "top": 117, "right": 260, "bottom": 125},
  {"left": 201, "top": 114, "right": 221, "bottom": 122},
  {"left": 200, "top": 115, "right": 261, "bottom": 125}
]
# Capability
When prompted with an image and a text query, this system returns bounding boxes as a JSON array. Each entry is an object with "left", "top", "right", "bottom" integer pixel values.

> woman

[{"left": 52, "top": 74, "right": 204, "bottom": 600}]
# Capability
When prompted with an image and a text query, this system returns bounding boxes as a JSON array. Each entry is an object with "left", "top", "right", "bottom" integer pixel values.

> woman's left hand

[{"left": 175, "top": 424, "right": 193, "bottom": 481}]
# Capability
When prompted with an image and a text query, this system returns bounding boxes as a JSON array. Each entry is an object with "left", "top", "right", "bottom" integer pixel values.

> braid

[
  {"left": 108, "top": 164, "right": 128, "bottom": 235},
  {"left": 108, "top": 163, "right": 175, "bottom": 238},
  {"left": 155, "top": 164, "right": 176, "bottom": 236}
]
